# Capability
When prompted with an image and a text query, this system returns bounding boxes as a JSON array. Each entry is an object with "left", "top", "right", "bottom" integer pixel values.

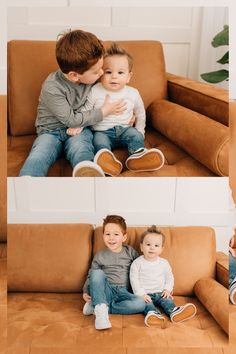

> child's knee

[{"left": 90, "top": 269, "right": 106, "bottom": 281}]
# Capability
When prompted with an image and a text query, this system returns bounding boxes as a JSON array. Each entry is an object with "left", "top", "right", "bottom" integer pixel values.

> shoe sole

[
  {"left": 95, "top": 323, "right": 112, "bottom": 330},
  {"left": 73, "top": 166, "right": 104, "bottom": 177},
  {"left": 126, "top": 150, "right": 164, "bottom": 172},
  {"left": 171, "top": 304, "right": 197, "bottom": 323},
  {"left": 146, "top": 315, "right": 165, "bottom": 328},
  {"left": 95, "top": 150, "right": 123, "bottom": 176}
]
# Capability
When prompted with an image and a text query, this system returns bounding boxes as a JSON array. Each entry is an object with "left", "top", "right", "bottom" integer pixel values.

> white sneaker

[
  {"left": 72, "top": 161, "right": 105, "bottom": 177},
  {"left": 83, "top": 302, "right": 94, "bottom": 315},
  {"left": 144, "top": 311, "right": 165, "bottom": 328},
  {"left": 170, "top": 303, "right": 197, "bottom": 323},
  {"left": 229, "top": 279, "right": 236, "bottom": 305},
  {"left": 94, "top": 303, "right": 112, "bottom": 330}
]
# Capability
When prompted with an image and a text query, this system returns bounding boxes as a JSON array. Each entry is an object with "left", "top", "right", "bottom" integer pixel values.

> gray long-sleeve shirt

[
  {"left": 35, "top": 70, "right": 103, "bottom": 134},
  {"left": 83, "top": 245, "right": 139, "bottom": 294}
]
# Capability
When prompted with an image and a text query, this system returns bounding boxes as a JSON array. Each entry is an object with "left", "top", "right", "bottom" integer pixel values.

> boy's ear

[
  {"left": 67, "top": 71, "right": 80, "bottom": 83},
  {"left": 123, "top": 233, "right": 128, "bottom": 242}
]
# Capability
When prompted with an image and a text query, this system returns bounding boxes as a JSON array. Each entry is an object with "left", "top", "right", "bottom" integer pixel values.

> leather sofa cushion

[
  {"left": 8, "top": 224, "right": 93, "bottom": 292},
  {"left": 7, "top": 129, "right": 215, "bottom": 177},
  {"left": 8, "top": 40, "right": 167, "bottom": 136},
  {"left": 7, "top": 293, "right": 227, "bottom": 350},
  {"left": 93, "top": 226, "right": 216, "bottom": 296}
]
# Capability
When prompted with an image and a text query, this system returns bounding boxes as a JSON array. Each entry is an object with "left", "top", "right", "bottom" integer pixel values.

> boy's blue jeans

[
  {"left": 144, "top": 292, "right": 176, "bottom": 317},
  {"left": 19, "top": 128, "right": 94, "bottom": 176},
  {"left": 89, "top": 269, "right": 146, "bottom": 314},
  {"left": 229, "top": 253, "right": 236, "bottom": 285},
  {"left": 93, "top": 126, "right": 144, "bottom": 155}
]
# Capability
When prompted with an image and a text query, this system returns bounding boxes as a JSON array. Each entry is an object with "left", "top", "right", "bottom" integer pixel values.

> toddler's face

[
  {"left": 78, "top": 57, "right": 104, "bottom": 84},
  {"left": 100, "top": 55, "right": 132, "bottom": 91},
  {"left": 140, "top": 233, "right": 164, "bottom": 261},
  {"left": 103, "top": 223, "right": 127, "bottom": 253}
]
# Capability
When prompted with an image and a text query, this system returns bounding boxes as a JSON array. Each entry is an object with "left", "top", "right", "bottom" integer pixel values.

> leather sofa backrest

[
  {"left": 0, "top": 96, "right": 7, "bottom": 241},
  {"left": 8, "top": 40, "right": 167, "bottom": 136},
  {"left": 8, "top": 224, "right": 93, "bottom": 292},
  {"left": 94, "top": 226, "right": 216, "bottom": 296}
]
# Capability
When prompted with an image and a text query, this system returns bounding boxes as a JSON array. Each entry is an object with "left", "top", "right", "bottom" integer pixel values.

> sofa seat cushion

[
  {"left": 7, "top": 293, "right": 227, "bottom": 351},
  {"left": 7, "top": 129, "right": 215, "bottom": 177}
]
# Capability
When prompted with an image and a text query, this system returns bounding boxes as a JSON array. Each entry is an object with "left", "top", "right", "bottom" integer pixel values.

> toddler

[
  {"left": 67, "top": 43, "right": 164, "bottom": 176},
  {"left": 130, "top": 226, "right": 197, "bottom": 327}
]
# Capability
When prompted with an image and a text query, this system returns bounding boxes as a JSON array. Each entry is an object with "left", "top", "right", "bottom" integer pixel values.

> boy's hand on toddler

[
  {"left": 143, "top": 294, "right": 152, "bottom": 303},
  {"left": 229, "top": 237, "right": 236, "bottom": 258},
  {"left": 67, "top": 127, "right": 83, "bottom": 136},
  {"left": 101, "top": 94, "right": 126, "bottom": 117},
  {"left": 83, "top": 293, "right": 92, "bottom": 302},
  {"left": 161, "top": 290, "right": 173, "bottom": 299}
]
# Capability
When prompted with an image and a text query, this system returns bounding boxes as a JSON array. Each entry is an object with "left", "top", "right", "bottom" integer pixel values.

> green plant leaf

[
  {"left": 201, "top": 69, "right": 229, "bottom": 83},
  {"left": 211, "top": 24, "right": 229, "bottom": 47},
  {"left": 217, "top": 51, "right": 229, "bottom": 64}
]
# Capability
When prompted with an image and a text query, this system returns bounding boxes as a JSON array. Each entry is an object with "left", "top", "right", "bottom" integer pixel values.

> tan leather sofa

[
  {"left": 7, "top": 40, "right": 229, "bottom": 177},
  {"left": 0, "top": 243, "right": 7, "bottom": 354},
  {"left": 230, "top": 101, "right": 236, "bottom": 203},
  {"left": 0, "top": 96, "right": 7, "bottom": 242},
  {"left": 7, "top": 224, "right": 228, "bottom": 353}
]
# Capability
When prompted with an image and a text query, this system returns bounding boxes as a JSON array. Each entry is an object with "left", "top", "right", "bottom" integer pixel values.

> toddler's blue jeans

[
  {"left": 93, "top": 126, "right": 144, "bottom": 155},
  {"left": 144, "top": 292, "right": 176, "bottom": 317},
  {"left": 229, "top": 252, "right": 236, "bottom": 286}
]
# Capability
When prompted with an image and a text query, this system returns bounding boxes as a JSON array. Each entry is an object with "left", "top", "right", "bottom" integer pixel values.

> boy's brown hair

[
  {"left": 140, "top": 225, "right": 165, "bottom": 245},
  {"left": 103, "top": 215, "right": 127, "bottom": 234},
  {"left": 56, "top": 29, "right": 104, "bottom": 74},
  {"left": 105, "top": 42, "right": 133, "bottom": 71}
]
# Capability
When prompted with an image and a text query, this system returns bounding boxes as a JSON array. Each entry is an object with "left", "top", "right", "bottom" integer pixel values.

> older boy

[
  {"left": 82, "top": 215, "right": 145, "bottom": 330},
  {"left": 19, "top": 29, "right": 125, "bottom": 177}
]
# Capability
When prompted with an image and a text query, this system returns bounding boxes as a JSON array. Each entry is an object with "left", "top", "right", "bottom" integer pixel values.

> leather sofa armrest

[
  {"left": 147, "top": 99, "right": 229, "bottom": 176},
  {"left": 0, "top": 95, "right": 7, "bottom": 242},
  {"left": 216, "top": 252, "right": 229, "bottom": 288},
  {"left": 166, "top": 73, "right": 228, "bottom": 126},
  {"left": 194, "top": 277, "right": 228, "bottom": 334}
]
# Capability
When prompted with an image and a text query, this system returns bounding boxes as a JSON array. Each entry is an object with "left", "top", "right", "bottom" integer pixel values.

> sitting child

[
  {"left": 229, "top": 235, "right": 236, "bottom": 305},
  {"left": 67, "top": 43, "right": 165, "bottom": 176},
  {"left": 82, "top": 215, "right": 145, "bottom": 330},
  {"left": 19, "top": 29, "right": 126, "bottom": 177},
  {"left": 130, "top": 226, "right": 197, "bottom": 328}
]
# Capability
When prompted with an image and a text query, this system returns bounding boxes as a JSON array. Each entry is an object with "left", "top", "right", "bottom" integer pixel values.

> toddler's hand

[
  {"left": 83, "top": 293, "right": 92, "bottom": 302},
  {"left": 128, "top": 114, "right": 136, "bottom": 126},
  {"left": 67, "top": 127, "right": 83, "bottom": 136},
  {"left": 101, "top": 95, "right": 126, "bottom": 117},
  {"left": 161, "top": 290, "right": 173, "bottom": 299},
  {"left": 143, "top": 294, "right": 152, "bottom": 303}
]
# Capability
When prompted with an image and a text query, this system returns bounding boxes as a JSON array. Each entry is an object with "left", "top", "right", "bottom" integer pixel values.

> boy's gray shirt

[
  {"left": 35, "top": 70, "right": 103, "bottom": 134},
  {"left": 83, "top": 245, "right": 139, "bottom": 293}
]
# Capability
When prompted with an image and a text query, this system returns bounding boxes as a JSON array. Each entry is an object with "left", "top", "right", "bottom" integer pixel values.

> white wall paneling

[
  {"left": 8, "top": 177, "right": 236, "bottom": 226},
  {"left": 7, "top": 177, "right": 235, "bottom": 253},
  {"left": 6, "top": 5, "right": 228, "bottom": 84}
]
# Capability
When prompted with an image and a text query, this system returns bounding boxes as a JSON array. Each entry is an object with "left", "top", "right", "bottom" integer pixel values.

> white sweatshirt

[
  {"left": 130, "top": 255, "right": 174, "bottom": 296},
  {"left": 83, "top": 82, "right": 146, "bottom": 135}
]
